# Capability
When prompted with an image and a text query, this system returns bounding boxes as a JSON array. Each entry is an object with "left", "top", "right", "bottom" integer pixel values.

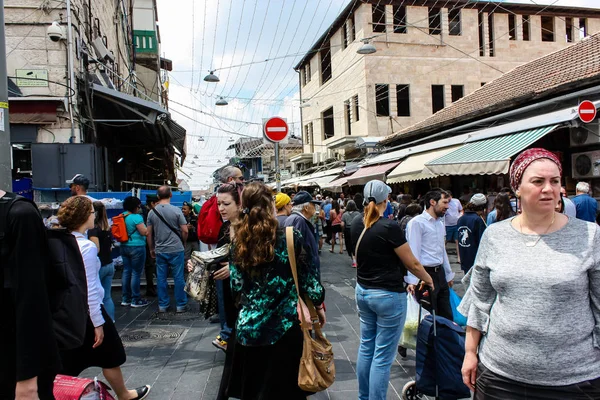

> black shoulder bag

[{"left": 151, "top": 208, "right": 184, "bottom": 245}]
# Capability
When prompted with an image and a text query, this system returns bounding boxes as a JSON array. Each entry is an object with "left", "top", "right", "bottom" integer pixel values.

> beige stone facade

[{"left": 296, "top": 1, "right": 600, "bottom": 166}]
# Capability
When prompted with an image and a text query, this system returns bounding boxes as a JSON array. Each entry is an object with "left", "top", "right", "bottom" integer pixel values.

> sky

[{"left": 156, "top": 0, "right": 600, "bottom": 189}]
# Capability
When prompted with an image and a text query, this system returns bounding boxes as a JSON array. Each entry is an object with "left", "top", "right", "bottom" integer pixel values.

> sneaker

[
  {"left": 176, "top": 305, "right": 189, "bottom": 313},
  {"left": 131, "top": 299, "right": 149, "bottom": 308},
  {"left": 351, "top": 261, "right": 357, "bottom": 268},
  {"left": 398, "top": 345, "right": 407, "bottom": 358},
  {"left": 121, "top": 301, "right": 131, "bottom": 307},
  {"left": 131, "top": 385, "right": 151, "bottom": 400},
  {"left": 212, "top": 338, "right": 227, "bottom": 352},
  {"left": 158, "top": 306, "right": 169, "bottom": 313}
]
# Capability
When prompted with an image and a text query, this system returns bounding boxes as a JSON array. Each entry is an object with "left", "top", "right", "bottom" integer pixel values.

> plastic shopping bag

[
  {"left": 400, "top": 294, "right": 428, "bottom": 350},
  {"left": 449, "top": 288, "right": 467, "bottom": 327}
]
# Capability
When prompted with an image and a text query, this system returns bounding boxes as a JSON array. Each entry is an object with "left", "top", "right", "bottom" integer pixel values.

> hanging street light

[
  {"left": 357, "top": 39, "right": 377, "bottom": 55},
  {"left": 216, "top": 96, "right": 228, "bottom": 106},
  {"left": 204, "top": 70, "right": 220, "bottom": 82}
]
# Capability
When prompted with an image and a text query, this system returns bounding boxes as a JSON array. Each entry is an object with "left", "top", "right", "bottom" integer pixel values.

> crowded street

[{"left": 80, "top": 246, "right": 467, "bottom": 400}]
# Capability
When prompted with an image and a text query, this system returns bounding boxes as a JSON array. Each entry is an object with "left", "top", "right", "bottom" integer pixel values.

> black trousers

[
  {"left": 421, "top": 265, "right": 453, "bottom": 321},
  {"left": 475, "top": 363, "right": 600, "bottom": 400},
  {"left": 145, "top": 245, "right": 156, "bottom": 292},
  {"left": 325, "top": 220, "right": 333, "bottom": 242}
]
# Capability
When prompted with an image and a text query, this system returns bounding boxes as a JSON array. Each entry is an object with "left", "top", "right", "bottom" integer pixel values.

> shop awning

[
  {"left": 387, "top": 146, "right": 461, "bottom": 184},
  {"left": 321, "top": 175, "right": 350, "bottom": 192},
  {"left": 347, "top": 161, "right": 400, "bottom": 186},
  {"left": 297, "top": 174, "right": 339, "bottom": 188},
  {"left": 9, "top": 97, "right": 67, "bottom": 124},
  {"left": 425, "top": 125, "right": 559, "bottom": 176}
]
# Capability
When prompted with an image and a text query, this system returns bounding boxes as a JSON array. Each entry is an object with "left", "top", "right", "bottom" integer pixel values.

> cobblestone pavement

[{"left": 82, "top": 244, "right": 467, "bottom": 399}]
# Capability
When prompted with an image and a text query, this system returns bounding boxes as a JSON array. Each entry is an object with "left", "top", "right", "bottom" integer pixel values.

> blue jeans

[
  {"left": 156, "top": 251, "right": 187, "bottom": 310},
  {"left": 99, "top": 262, "right": 115, "bottom": 321},
  {"left": 215, "top": 279, "right": 232, "bottom": 341},
  {"left": 121, "top": 245, "right": 146, "bottom": 304},
  {"left": 355, "top": 283, "right": 407, "bottom": 400}
]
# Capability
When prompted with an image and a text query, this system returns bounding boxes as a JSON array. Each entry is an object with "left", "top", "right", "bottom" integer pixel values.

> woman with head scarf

[{"left": 459, "top": 148, "right": 600, "bottom": 399}]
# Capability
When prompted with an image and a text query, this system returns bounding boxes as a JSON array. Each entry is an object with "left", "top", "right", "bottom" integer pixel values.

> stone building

[
  {"left": 292, "top": 0, "right": 600, "bottom": 171},
  {"left": 6, "top": 0, "right": 184, "bottom": 194}
]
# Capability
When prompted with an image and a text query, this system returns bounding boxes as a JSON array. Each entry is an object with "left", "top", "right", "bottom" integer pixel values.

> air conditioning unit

[
  {"left": 570, "top": 123, "right": 600, "bottom": 147},
  {"left": 572, "top": 150, "right": 600, "bottom": 179}
]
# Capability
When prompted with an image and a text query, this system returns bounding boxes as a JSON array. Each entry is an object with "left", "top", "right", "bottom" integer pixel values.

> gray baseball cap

[
  {"left": 363, "top": 180, "right": 392, "bottom": 204},
  {"left": 470, "top": 193, "right": 487, "bottom": 206}
]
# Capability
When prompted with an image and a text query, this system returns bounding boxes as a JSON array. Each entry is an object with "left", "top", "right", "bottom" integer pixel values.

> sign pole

[
  {"left": 275, "top": 142, "right": 281, "bottom": 192},
  {"left": 0, "top": 0, "right": 12, "bottom": 191}
]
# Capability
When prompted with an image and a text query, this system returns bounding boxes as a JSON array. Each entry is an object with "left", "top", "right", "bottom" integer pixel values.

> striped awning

[
  {"left": 386, "top": 146, "right": 460, "bottom": 184},
  {"left": 425, "top": 125, "right": 559, "bottom": 176}
]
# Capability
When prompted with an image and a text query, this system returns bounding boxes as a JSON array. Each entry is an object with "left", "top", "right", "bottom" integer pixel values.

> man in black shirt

[{"left": 0, "top": 191, "right": 60, "bottom": 399}]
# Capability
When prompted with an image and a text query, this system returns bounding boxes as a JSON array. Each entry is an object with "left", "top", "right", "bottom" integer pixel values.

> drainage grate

[{"left": 120, "top": 328, "right": 185, "bottom": 345}]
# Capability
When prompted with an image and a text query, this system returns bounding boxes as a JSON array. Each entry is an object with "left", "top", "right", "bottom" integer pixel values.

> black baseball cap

[
  {"left": 292, "top": 191, "right": 322, "bottom": 206},
  {"left": 66, "top": 174, "right": 90, "bottom": 189}
]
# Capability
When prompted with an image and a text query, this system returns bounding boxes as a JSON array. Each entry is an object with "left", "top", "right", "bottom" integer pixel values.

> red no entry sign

[
  {"left": 578, "top": 100, "right": 597, "bottom": 123},
  {"left": 263, "top": 117, "right": 289, "bottom": 142}
]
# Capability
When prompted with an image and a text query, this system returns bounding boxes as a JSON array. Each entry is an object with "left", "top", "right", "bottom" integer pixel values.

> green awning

[{"left": 425, "top": 125, "right": 559, "bottom": 175}]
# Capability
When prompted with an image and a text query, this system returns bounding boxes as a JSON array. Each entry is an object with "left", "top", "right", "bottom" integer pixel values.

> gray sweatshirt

[{"left": 458, "top": 217, "right": 600, "bottom": 386}]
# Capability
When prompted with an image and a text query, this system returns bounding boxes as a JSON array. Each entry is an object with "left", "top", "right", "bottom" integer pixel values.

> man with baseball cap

[
  {"left": 66, "top": 174, "right": 97, "bottom": 201},
  {"left": 275, "top": 193, "right": 292, "bottom": 228},
  {"left": 456, "top": 193, "right": 487, "bottom": 274},
  {"left": 283, "top": 191, "right": 322, "bottom": 273}
]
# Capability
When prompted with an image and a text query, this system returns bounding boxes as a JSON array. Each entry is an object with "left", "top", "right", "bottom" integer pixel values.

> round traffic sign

[
  {"left": 263, "top": 117, "right": 289, "bottom": 142},
  {"left": 578, "top": 100, "right": 597, "bottom": 124}
]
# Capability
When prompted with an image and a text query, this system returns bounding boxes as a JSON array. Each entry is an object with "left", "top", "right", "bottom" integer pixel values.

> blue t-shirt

[
  {"left": 383, "top": 202, "right": 394, "bottom": 218},
  {"left": 323, "top": 203, "right": 332, "bottom": 220},
  {"left": 122, "top": 212, "right": 146, "bottom": 247}
]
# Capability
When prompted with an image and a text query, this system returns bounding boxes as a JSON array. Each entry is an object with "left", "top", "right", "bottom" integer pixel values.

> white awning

[{"left": 387, "top": 146, "right": 461, "bottom": 183}]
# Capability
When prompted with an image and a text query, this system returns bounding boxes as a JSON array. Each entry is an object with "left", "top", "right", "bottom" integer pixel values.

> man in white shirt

[
  {"left": 444, "top": 190, "right": 463, "bottom": 264},
  {"left": 406, "top": 189, "right": 455, "bottom": 320}
]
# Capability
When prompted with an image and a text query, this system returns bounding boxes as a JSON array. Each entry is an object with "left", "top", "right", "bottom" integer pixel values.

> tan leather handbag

[{"left": 285, "top": 227, "right": 336, "bottom": 392}]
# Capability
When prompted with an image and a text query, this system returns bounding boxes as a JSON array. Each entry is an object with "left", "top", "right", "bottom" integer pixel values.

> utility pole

[{"left": 0, "top": 0, "right": 12, "bottom": 191}]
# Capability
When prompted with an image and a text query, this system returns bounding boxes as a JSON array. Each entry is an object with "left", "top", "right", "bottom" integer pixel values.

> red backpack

[{"left": 197, "top": 196, "right": 222, "bottom": 244}]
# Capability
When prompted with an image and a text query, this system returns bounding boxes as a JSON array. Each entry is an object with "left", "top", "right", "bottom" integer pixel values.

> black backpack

[{"left": 0, "top": 192, "right": 88, "bottom": 350}]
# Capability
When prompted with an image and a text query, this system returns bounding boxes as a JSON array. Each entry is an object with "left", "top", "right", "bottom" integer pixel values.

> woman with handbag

[
  {"left": 57, "top": 196, "right": 151, "bottom": 400},
  {"left": 460, "top": 148, "right": 600, "bottom": 399},
  {"left": 350, "top": 180, "right": 433, "bottom": 400},
  {"left": 226, "top": 182, "right": 326, "bottom": 399}
]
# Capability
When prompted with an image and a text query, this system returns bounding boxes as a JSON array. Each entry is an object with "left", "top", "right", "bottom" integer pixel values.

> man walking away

[
  {"left": 147, "top": 186, "right": 189, "bottom": 313},
  {"left": 456, "top": 194, "right": 487, "bottom": 275},
  {"left": 405, "top": 189, "right": 454, "bottom": 320},
  {"left": 560, "top": 187, "right": 576, "bottom": 218},
  {"left": 143, "top": 195, "right": 159, "bottom": 296},
  {"left": 0, "top": 190, "right": 60, "bottom": 399},
  {"left": 444, "top": 190, "right": 463, "bottom": 264},
  {"left": 572, "top": 182, "right": 597, "bottom": 222}
]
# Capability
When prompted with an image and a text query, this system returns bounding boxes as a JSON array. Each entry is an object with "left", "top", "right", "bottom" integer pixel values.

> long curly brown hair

[
  {"left": 58, "top": 196, "right": 93, "bottom": 231},
  {"left": 232, "top": 182, "right": 278, "bottom": 272}
]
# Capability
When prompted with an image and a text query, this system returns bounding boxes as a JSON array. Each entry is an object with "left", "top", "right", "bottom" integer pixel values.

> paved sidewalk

[{"left": 83, "top": 245, "right": 467, "bottom": 399}]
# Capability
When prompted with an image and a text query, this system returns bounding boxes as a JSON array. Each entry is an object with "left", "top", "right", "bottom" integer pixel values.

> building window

[
  {"left": 508, "top": 14, "right": 516, "bottom": 40},
  {"left": 342, "top": 21, "right": 348, "bottom": 49},
  {"left": 375, "top": 84, "right": 390, "bottom": 117},
  {"left": 566, "top": 17, "right": 574, "bottom": 42},
  {"left": 488, "top": 13, "right": 495, "bottom": 57},
  {"left": 393, "top": 5, "right": 407, "bottom": 34},
  {"left": 350, "top": 13, "right": 356, "bottom": 41},
  {"left": 580, "top": 18, "right": 588, "bottom": 39},
  {"left": 429, "top": 8, "right": 441, "bottom": 35},
  {"left": 353, "top": 95, "right": 359, "bottom": 122},
  {"left": 541, "top": 16, "right": 554, "bottom": 42},
  {"left": 305, "top": 62, "right": 311, "bottom": 84},
  {"left": 522, "top": 15, "right": 530, "bottom": 41},
  {"left": 322, "top": 107, "right": 334, "bottom": 139},
  {"left": 372, "top": 4, "right": 386, "bottom": 33},
  {"left": 301, "top": 69, "right": 306, "bottom": 86},
  {"left": 448, "top": 8, "right": 461, "bottom": 36},
  {"left": 320, "top": 44, "right": 331, "bottom": 84},
  {"left": 304, "top": 123, "right": 311, "bottom": 145},
  {"left": 431, "top": 85, "right": 445, "bottom": 114},
  {"left": 451, "top": 85, "right": 464, "bottom": 102},
  {"left": 478, "top": 12, "right": 485, "bottom": 56},
  {"left": 396, "top": 84, "right": 410, "bottom": 117},
  {"left": 344, "top": 100, "right": 352, "bottom": 136}
]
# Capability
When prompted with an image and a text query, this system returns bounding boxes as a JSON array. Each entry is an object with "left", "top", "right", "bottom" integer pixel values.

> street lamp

[
  {"left": 357, "top": 39, "right": 377, "bottom": 55},
  {"left": 204, "top": 70, "right": 220, "bottom": 82},
  {"left": 216, "top": 96, "right": 228, "bottom": 106}
]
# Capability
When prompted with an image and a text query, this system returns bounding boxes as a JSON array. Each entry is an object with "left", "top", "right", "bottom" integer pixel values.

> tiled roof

[{"left": 381, "top": 33, "right": 600, "bottom": 145}]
